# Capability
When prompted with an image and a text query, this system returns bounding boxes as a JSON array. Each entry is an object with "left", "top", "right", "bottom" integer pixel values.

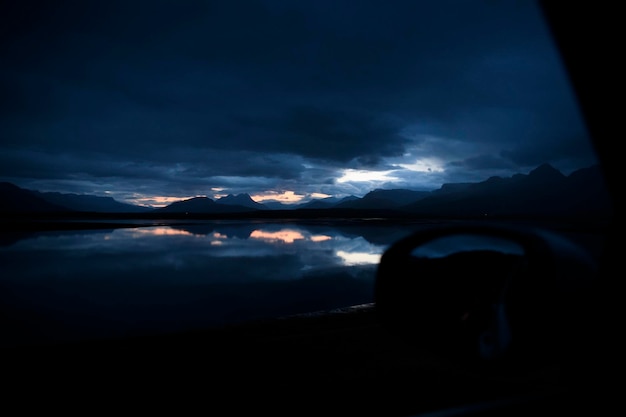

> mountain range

[{"left": 0, "top": 164, "right": 614, "bottom": 220}]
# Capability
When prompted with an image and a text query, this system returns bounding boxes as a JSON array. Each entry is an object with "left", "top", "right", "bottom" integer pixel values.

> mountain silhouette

[
  {"left": 261, "top": 201, "right": 297, "bottom": 210},
  {"left": 34, "top": 191, "right": 152, "bottom": 213},
  {"left": 155, "top": 196, "right": 256, "bottom": 213},
  {"left": 216, "top": 193, "right": 267, "bottom": 210},
  {"left": 0, "top": 183, "right": 155, "bottom": 213},
  {"left": 335, "top": 189, "right": 430, "bottom": 210},
  {"left": 400, "top": 163, "right": 612, "bottom": 219},
  {"left": 297, "top": 195, "right": 359, "bottom": 209},
  {"left": 0, "top": 182, "right": 70, "bottom": 213},
  {"left": 0, "top": 163, "right": 613, "bottom": 220}
]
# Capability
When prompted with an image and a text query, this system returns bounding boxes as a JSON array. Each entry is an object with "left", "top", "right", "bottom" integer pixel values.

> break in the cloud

[{"left": 0, "top": 0, "right": 598, "bottom": 206}]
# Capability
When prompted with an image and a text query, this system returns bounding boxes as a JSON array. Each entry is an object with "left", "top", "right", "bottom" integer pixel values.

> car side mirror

[{"left": 374, "top": 222, "right": 597, "bottom": 373}]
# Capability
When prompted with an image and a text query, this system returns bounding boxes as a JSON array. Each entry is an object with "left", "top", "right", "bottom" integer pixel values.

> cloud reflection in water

[
  {"left": 250, "top": 229, "right": 306, "bottom": 244},
  {"left": 0, "top": 221, "right": 401, "bottom": 347}
]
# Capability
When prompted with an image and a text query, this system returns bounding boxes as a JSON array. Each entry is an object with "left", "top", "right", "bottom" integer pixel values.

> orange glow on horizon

[{"left": 251, "top": 190, "right": 304, "bottom": 203}]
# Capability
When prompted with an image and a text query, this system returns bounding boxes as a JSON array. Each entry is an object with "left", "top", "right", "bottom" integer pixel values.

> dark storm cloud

[
  {"left": 0, "top": 147, "right": 306, "bottom": 193},
  {"left": 450, "top": 154, "right": 517, "bottom": 172},
  {"left": 234, "top": 106, "right": 404, "bottom": 164},
  {"left": 0, "top": 0, "right": 598, "bottom": 204}
]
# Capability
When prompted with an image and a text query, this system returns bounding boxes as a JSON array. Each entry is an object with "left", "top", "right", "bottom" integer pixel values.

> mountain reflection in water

[
  {"left": 0, "top": 219, "right": 605, "bottom": 348},
  {"left": 1, "top": 221, "right": 413, "bottom": 348}
]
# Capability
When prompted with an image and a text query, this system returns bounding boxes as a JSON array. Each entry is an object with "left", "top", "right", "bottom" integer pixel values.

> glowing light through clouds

[{"left": 337, "top": 169, "right": 400, "bottom": 183}]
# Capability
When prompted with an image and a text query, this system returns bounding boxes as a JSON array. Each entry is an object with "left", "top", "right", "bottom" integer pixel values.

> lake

[
  {"left": 1, "top": 219, "right": 432, "bottom": 348},
  {"left": 0, "top": 219, "right": 606, "bottom": 348}
]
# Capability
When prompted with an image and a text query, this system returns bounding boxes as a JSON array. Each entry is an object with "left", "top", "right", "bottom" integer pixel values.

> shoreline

[{"left": 0, "top": 212, "right": 612, "bottom": 233}]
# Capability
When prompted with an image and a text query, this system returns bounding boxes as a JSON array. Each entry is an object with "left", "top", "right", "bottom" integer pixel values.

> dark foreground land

[{"left": 4, "top": 303, "right": 596, "bottom": 416}]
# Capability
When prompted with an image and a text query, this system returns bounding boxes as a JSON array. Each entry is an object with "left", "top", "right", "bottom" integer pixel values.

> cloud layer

[{"left": 0, "top": 0, "right": 598, "bottom": 206}]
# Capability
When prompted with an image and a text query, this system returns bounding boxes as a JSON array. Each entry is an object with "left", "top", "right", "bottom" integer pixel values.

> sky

[{"left": 0, "top": 0, "right": 599, "bottom": 207}]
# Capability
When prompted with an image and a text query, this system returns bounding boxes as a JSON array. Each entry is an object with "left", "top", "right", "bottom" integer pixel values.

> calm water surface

[
  {"left": 1, "top": 220, "right": 424, "bottom": 347},
  {"left": 1, "top": 219, "right": 605, "bottom": 348}
]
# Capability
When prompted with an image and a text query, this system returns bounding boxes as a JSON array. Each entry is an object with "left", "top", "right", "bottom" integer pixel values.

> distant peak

[
  {"left": 530, "top": 162, "right": 556, "bottom": 172},
  {"left": 219, "top": 193, "right": 253, "bottom": 201},
  {"left": 528, "top": 163, "right": 565, "bottom": 179},
  {"left": 187, "top": 196, "right": 213, "bottom": 202},
  {"left": 215, "top": 193, "right": 263, "bottom": 208},
  {"left": 0, "top": 182, "right": 21, "bottom": 190}
]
